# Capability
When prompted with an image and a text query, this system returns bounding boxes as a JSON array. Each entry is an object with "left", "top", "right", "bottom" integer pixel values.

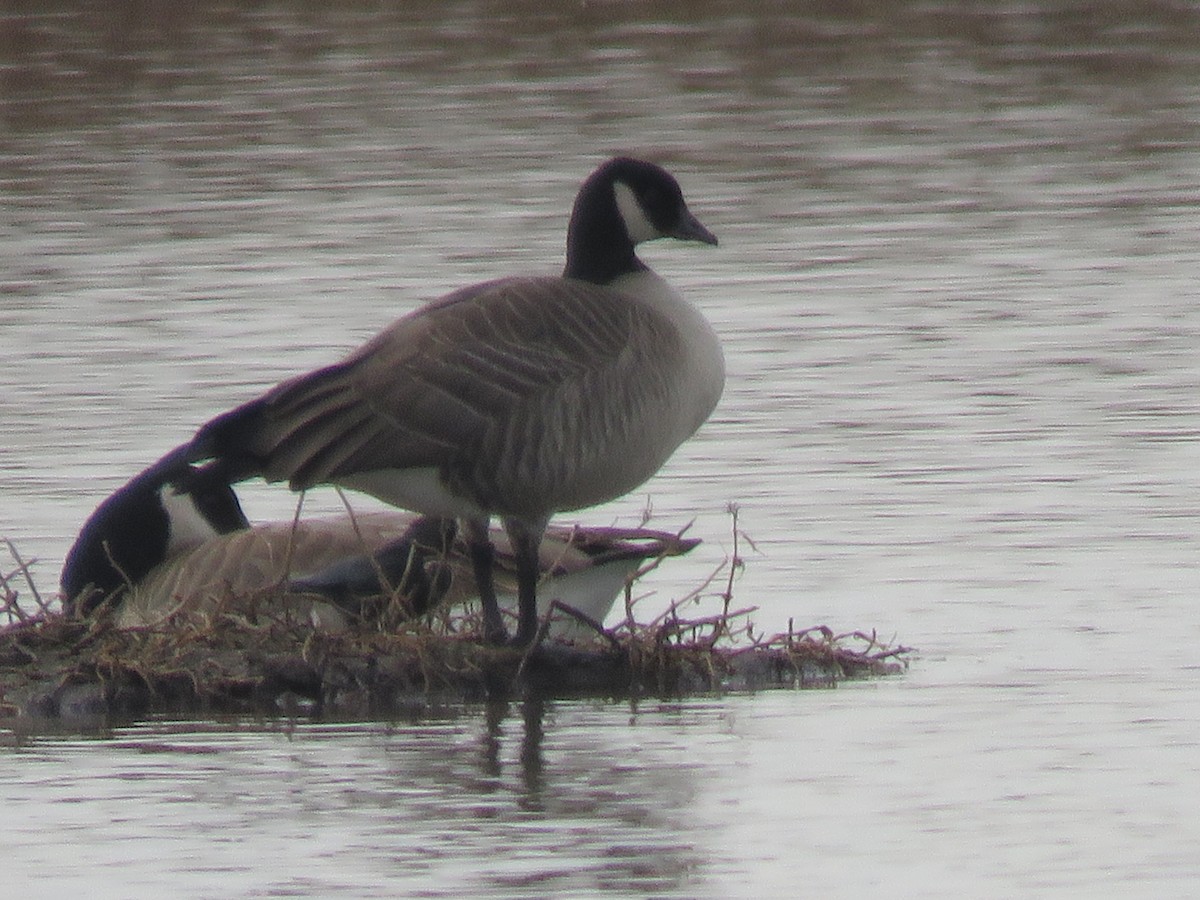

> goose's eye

[{"left": 642, "top": 187, "right": 664, "bottom": 210}]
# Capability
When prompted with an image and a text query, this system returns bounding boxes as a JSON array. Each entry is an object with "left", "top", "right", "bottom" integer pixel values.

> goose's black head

[
  {"left": 565, "top": 157, "right": 718, "bottom": 285},
  {"left": 60, "top": 456, "right": 249, "bottom": 617}
]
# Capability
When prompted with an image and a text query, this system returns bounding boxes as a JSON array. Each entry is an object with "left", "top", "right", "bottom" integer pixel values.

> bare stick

[{"left": 276, "top": 491, "right": 307, "bottom": 588}]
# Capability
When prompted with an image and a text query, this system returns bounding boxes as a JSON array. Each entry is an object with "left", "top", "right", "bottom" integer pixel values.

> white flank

[{"left": 335, "top": 466, "right": 490, "bottom": 520}]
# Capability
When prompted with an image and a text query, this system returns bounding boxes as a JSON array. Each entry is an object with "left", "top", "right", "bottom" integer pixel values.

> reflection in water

[
  {"left": 475, "top": 697, "right": 548, "bottom": 808},
  {"left": 480, "top": 697, "right": 506, "bottom": 783},
  {"left": 517, "top": 696, "right": 546, "bottom": 807},
  {"left": 2, "top": 700, "right": 718, "bottom": 898}
]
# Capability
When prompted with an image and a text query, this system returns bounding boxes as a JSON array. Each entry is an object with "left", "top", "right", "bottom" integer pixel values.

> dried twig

[
  {"left": 1, "top": 516, "right": 911, "bottom": 716},
  {"left": 3, "top": 539, "right": 51, "bottom": 624}
]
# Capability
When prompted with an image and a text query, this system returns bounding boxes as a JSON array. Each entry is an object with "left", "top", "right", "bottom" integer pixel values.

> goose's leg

[
  {"left": 467, "top": 517, "right": 506, "bottom": 643},
  {"left": 504, "top": 517, "right": 548, "bottom": 647}
]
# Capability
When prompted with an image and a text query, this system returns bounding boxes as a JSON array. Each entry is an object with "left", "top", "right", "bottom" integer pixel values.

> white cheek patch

[
  {"left": 613, "top": 181, "right": 662, "bottom": 244},
  {"left": 159, "top": 485, "right": 222, "bottom": 555}
]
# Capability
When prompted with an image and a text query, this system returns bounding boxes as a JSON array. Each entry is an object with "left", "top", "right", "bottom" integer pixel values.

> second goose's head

[
  {"left": 60, "top": 457, "right": 250, "bottom": 617},
  {"left": 565, "top": 157, "right": 718, "bottom": 284}
]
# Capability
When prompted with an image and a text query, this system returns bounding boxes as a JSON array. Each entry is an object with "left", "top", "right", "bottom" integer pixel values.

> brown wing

[{"left": 213, "top": 275, "right": 684, "bottom": 508}]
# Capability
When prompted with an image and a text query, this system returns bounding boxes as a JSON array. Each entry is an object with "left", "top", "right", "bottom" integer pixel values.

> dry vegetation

[{"left": 1, "top": 524, "right": 910, "bottom": 724}]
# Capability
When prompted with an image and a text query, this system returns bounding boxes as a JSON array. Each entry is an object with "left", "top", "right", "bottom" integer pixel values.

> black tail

[{"left": 185, "top": 397, "right": 272, "bottom": 483}]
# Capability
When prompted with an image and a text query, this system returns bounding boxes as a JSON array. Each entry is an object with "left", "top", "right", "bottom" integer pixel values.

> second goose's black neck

[
  {"left": 60, "top": 459, "right": 248, "bottom": 616},
  {"left": 60, "top": 470, "right": 175, "bottom": 614}
]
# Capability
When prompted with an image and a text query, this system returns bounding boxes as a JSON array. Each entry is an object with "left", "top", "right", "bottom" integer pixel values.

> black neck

[
  {"left": 563, "top": 181, "right": 646, "bottom": 285},
  {"left": 61, "top": 475, "right": 171, "bottom": 614}
]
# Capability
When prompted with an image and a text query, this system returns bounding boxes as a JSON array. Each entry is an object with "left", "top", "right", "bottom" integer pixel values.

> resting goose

[
  {"left": 178, "top": 157, "right": 723, "bottom": 645},
  {"left": 60, "top": 461, "right": 699, "bottom": 637},
  {"left": 287, "top": 517, "right": 699, "bottom": 637},
  {"left": 60, "top": 457, "right": 250, "bottom": 617}
]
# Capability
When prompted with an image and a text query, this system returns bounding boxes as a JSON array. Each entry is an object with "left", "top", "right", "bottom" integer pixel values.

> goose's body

[
  {"left": 60, "top": 462, "right": 697, "bottom": 638},
  {"left": 179, "top": 157, "right": 723, "bottom": 644},
  {"left": 208, "top": 274, "right": 720, "bottom": 520},
  {"left": 114, "top": 510, "right": 430, "bottom": 629},
  {"left": 119, "top": 511, "right": 695, "bottom": 638}
]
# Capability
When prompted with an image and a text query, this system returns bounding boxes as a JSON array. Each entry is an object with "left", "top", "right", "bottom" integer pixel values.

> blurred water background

[{"left": 2, "top": 2, "right": 1200, "bottom": 896}]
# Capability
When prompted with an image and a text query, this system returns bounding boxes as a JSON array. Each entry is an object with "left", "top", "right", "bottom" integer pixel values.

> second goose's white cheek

[
  {"left": 160, "top": 486, "right": 223, "bottom": 554},
  {"left": 613, "top": 182, "right": 661, "bottom": 244}
]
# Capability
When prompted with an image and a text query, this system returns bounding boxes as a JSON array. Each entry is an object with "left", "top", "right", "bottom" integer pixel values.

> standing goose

[{"left": 182, "top": 157, "right": 723, "bottom": 645}]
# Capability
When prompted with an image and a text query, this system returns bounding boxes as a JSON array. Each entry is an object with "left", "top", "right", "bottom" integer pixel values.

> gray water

[{"left": 3, "top": 2, "right": 1200, "bottom": 896}]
